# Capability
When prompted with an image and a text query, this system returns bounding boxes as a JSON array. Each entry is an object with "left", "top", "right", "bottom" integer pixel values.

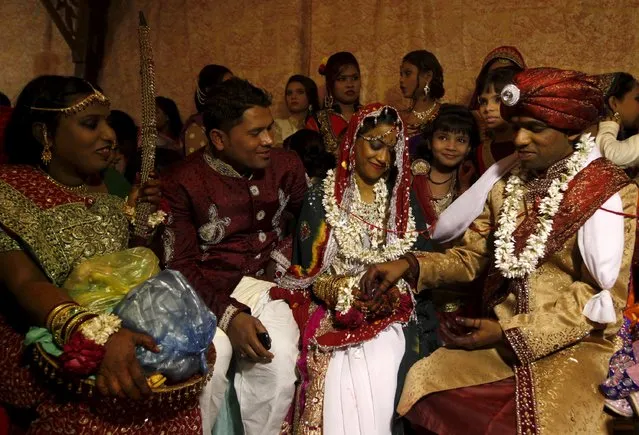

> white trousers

[
  {"left": 323, "top": 323, "right": 405, "bottom": 435},
  {"left": 199, "top": 277, "right": 299, "bottom": 435}
]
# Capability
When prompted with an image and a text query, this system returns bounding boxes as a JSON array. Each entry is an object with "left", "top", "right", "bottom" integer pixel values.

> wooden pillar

[{"left": 40, "top": 0, "right": 110, "bottom": 84}]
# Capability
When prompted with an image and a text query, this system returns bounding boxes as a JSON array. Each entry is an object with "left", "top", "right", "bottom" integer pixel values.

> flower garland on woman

[{"left": 271, "top": 104, "right": 432, "bottom": 435}]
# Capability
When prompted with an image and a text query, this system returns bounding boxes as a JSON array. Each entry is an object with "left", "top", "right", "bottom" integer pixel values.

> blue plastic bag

[{"left": 113, "top": 269, "right": 216, "bottom": 383}]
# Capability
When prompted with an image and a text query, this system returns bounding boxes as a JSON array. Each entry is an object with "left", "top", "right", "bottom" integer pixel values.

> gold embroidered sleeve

[
  {"left": 0, "top": 228, "right": 21, "bottom": 253},
  {"left": 414, "top": 192, "right": 493, "bottom": 292},
  {"left": 501, "top": 184, "right": 637, "bottom": 363}
]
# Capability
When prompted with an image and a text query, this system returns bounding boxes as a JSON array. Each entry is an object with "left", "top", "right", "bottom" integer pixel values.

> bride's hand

[{"left": 352, "top": 286, "right": 400, "bottom": 319}]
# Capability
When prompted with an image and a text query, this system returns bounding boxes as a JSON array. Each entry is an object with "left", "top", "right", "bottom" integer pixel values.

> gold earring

[
  {"left": 613, "top": 112, "right": 622, "bottom": 124},
  {"left": 41, "top": 125, "right": 52, "bottom": 165}
]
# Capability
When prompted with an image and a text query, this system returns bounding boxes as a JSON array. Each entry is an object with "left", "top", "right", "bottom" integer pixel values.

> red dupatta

[{"left": 282, "top": 103, "right": 413, "bottom": 286}]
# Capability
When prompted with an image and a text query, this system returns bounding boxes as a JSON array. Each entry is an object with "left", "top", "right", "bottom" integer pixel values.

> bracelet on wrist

[
  {"left": 49, "top": 303, "right": 91, "bottom": 347},
  {"left": 79, "top": 313, "right": 122, "bottom": 346},
  {"left": 44, "top": 303, "right": 123, "bottom": 376},
  {"left": 401, "top": 252, "right": 420, "bottom": 281},
  {"left": 122, "top": 197, "right": 167, "bottom": 229}
]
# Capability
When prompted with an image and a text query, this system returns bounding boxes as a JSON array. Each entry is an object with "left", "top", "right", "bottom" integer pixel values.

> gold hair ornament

[
  {"left": 360, "top": 125, "right": 398, "bottom": 143},
  {"left": 30, "top": 84, "right": 110, "bottom": 117}
]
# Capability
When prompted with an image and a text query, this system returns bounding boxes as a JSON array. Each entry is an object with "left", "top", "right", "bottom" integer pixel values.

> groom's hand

[{"left": 227, "top": 312, "right": 274, "bottom": 363}]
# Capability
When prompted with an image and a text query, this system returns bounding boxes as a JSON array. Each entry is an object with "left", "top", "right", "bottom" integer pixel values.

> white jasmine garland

[
  {"left": 335, "top": 276, "right": 358, "bottom": 313},
  {"left": 147, "top": 210, "right": 167, "bottom": 228},
  {"left": 322, "top": 170, "right": 417, "bottom": 266},
  {"left": 322, "top": 169, "right": 416, "bottom": 313},
  {"left": 79, "top": 313, "right": 122, "bottom": 345},
  {"left": 494, "top": 134, "right": 594, "bottom": 279}
]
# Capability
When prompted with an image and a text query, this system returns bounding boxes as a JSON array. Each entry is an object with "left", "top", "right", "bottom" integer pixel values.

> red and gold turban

[{"left": 500, "top": 68, "right": 604, "bottom": 133}]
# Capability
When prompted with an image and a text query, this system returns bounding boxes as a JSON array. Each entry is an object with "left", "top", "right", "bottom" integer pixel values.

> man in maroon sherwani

[{"left": 158, "top": 78, "right": 307, "bottom": 434}]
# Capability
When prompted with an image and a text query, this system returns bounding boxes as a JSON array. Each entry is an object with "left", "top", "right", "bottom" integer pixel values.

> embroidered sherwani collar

[{"left": 203, "top": 151, "right": 253, "bottom": 180}]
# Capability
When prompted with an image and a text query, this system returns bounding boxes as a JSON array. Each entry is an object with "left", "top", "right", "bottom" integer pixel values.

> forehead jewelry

[
  {"left": 30, "top": 84, "right": 110, "bottom": 117},
  {"left": 360, "top": 124, "right": 398, "bottom": 142}
]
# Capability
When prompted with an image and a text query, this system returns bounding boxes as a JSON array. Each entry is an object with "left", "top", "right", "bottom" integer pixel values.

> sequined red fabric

[
  {"left": 0, "top": 314, "right": 48, "bottom": 409},
  {"left": 0, "top": 165, "right": 87, "bottom": 210},
  {"left": 28, "top": 399, "right": 202, "bottom": 434},
  {"left": 500, "top": 68, "right": 604, "bottom": 132},
  {"left": 0, "top": 312, "right": 204, "bottom": 433}
]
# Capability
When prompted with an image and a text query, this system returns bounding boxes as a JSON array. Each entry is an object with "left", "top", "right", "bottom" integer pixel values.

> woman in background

[
  {"left": 398, "top": 50, "right": 444, "bottom": 157},
  {"left": 155, "top": 96, "right": 184, "bottom": 171},
  {"left": 306, "top": 52, "right": 362, "bottom": 156},
  {"left": 474, "top": 67, "right": 519, "bottom": 174},
  {"left": 596, "top": 72, "right": 639, "bottom": 168},
  {"left": 180, "top": 64, "right": 233, "bottom": 156},
  {"left": 274, "top": 75, "right": 319, "bottom": 146},
  {"left": 156, "top": 96, "right": 183, "bottom": 151},
  {"left": 108, "top": 109, "right": 139, "bottom": 184}
]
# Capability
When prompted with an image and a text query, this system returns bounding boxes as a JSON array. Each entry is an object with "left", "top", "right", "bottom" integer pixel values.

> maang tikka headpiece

[
  {"left": 360, "top": 125, "right": 398, "bottom": 143},
  {"left": 30, "top": 83, "right": 110, "bottom": 117}
]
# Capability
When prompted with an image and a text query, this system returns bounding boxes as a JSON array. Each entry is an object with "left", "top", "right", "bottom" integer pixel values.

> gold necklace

[
  {"left": 411, "top": 101, "right": 439, "bottom": 122},
  {"left": 40, "top": 169, "right": 88, "bottom": 193}
]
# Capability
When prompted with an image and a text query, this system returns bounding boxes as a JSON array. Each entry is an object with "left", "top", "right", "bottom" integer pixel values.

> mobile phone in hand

[{"left": 257, "top": 332, "right": 272, "bottom": 350}]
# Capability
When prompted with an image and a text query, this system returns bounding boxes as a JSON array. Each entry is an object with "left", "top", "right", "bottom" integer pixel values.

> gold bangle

[
  {"left": 312, "top": 275, "right": 327, "bottom": 301},
  {"left": 313, "top": 275, "right": 332, "bottom": 306},
  {"left": 62, "top": 311, "right": 96, "bottom": 344},
  {"left": 327, "top": 276, "right": 340, "bottom": 307},
  {"left": 328, "top": 276, "right": 340, "bottom": 307},
  {"left": 50, "top": 305, "right": 85, "bottom": 347},
  {"left": 49, "top": 304, "right": 80, "bottom": 336},
  {"left": 46, "top": 302, "right": 77, "bottom": 331},
  {"left": 313, "top": 274, "right": 346, "bottom": 308}
]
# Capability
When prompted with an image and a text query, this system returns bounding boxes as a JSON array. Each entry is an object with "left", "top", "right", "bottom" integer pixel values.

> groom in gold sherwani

[{"left": 361, "top": 68, "right": 637, "bottom": 434}]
